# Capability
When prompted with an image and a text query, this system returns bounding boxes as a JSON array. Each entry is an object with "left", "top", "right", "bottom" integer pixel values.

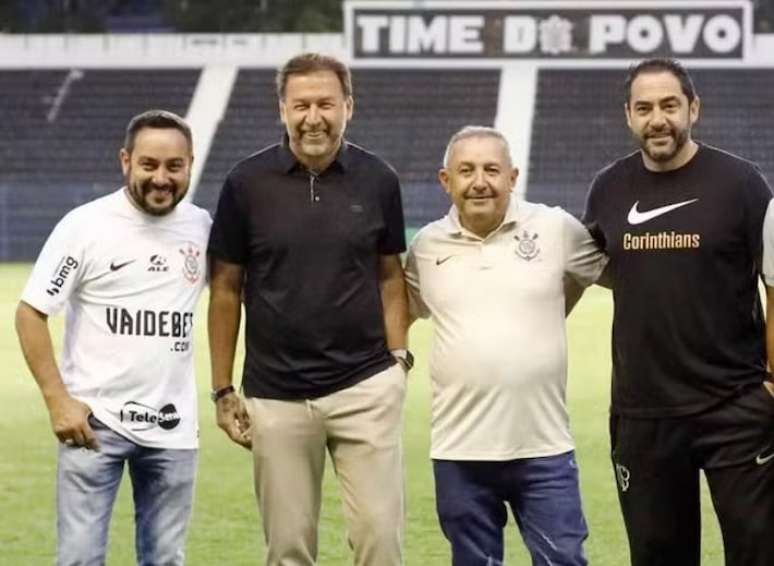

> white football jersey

[{"left": 22, "top": 189, "right": 211, "bottom": 449}]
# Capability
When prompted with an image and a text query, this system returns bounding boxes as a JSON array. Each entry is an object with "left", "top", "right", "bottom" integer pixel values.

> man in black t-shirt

[
  {"left": 584, "top": 58, "right": 774, "bottom": 566},
  {"left": 207, "top": 53, "right": 410, "bottom": 566}
]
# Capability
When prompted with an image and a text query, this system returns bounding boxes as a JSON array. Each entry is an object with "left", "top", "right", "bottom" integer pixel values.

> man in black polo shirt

[
  {"left": 584, "top": 58, "right": 774, "bottom": 566},
  {"left": 207, "top": 53, "right": 410, "bottom": 566}
]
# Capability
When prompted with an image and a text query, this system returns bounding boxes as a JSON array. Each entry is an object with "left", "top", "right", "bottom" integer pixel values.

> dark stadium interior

[
  {"left": 0, "top": 69, "right": 198, "bottom": 259},
  {"left": 193, "top": 68, "right": 500, "bottom": 227},
  {"left": 528, "top": 68, "right": 774, "bottom": 217},
  {"left": 2, "top": 66, "right": 774, "bottom": 260}
]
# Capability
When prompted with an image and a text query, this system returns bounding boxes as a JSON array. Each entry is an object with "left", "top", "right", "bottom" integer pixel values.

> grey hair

[{"left": 442, "top": 126, "right": 512, "bottom": 168}]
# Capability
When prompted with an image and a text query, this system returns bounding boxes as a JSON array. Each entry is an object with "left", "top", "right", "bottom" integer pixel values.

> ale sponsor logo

[{"left": 148, "top": 254, "right": 169, "bottom": 272}]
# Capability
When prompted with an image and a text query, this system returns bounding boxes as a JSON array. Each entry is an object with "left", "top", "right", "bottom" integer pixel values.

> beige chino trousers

[{"left": 246, "top": 363, "right": 406, "bottom": 566}]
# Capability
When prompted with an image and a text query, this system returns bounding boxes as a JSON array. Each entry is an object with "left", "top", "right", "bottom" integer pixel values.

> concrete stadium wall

[{"left": 1, "top": 32, "right": 773, "bottom": 69}]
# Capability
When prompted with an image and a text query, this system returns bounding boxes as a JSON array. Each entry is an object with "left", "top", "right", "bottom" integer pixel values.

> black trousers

[{"left": 610, "top": 383, "right": 774, "bottom": 566}]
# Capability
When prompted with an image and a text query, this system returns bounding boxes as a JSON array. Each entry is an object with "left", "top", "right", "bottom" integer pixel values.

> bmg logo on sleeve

[{"left": 46, "top": 255, "right": 79, "bottom": 296}]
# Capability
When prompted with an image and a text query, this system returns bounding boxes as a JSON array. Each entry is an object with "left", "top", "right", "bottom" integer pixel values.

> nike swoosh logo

[
  {"left": 627, "top": 198, "right": 699, "bottom": 225},
  {"left": 110, "top": 259, "right": 136, "bottom": 271},
  {"left": 435, "top": 256, "right": 454, "bottom": 266},
  {"left": 756, "top": 452, "right": 774, "bottom": 465}
]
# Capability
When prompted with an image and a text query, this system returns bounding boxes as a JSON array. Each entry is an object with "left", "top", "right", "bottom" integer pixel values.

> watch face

[{"left": 396, "top": 351, "right": 414, "bottom": 370}]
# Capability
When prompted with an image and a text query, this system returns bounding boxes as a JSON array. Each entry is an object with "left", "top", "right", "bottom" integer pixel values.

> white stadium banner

[{"left": 344, "top": 0, "right": 753, "bottom": 61}]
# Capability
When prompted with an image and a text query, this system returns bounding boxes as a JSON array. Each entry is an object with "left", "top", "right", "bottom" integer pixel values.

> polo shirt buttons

[{"left": 478, "top": 242, "right": 495, "bottom": 270}]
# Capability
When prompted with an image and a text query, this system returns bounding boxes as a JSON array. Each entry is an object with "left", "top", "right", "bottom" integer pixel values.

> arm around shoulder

[{"left": 561, "top": 209, "right": 609, "bottom": 291}]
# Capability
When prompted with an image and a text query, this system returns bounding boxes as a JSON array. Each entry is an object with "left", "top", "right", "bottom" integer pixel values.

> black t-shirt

[
  {"left": 208, "top": 139, "right": 406, "bottom": 400},
  {"left": 584, "top": 144, "right": 772, "bottom": 417}
]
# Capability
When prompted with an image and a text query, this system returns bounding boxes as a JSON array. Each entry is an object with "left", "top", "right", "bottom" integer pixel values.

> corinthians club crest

[
  {"left": 179, "top": 242, "right": 202, "bottom": 283},
  {"left": 514, "top": 230, "right": 540, "bottom": 261}
]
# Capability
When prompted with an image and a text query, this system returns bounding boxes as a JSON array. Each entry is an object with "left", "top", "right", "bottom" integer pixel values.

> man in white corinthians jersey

[
  {"left": 405, "top": 126, "right": 606, "bottom": 566},
  {"left": 15, "top": 110, "right": 211, "bottom": 566}
]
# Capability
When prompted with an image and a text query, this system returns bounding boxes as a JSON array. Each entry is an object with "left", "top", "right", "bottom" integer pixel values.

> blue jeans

[
  {"left": 56, "top": 417, "right": 197, "bottom": 566},
  {"left": 434, "top": 451, "right": 588, "bottom": 566}
]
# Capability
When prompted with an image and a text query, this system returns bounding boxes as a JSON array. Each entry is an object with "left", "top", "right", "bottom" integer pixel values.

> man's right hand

[
  {"left": 47, "top": 394, "right": 98, "bottom": 450},
  {"left": 216, "top": 393, "right": 252, "bottom": 449}
]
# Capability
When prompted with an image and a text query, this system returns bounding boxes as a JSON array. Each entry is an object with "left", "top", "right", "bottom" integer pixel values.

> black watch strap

[
  {"left": 211, "top": 385, "right": 235, "bottom": 402},
  {"left": 391, "top": 349, "right": 414, "bottom": 371}
]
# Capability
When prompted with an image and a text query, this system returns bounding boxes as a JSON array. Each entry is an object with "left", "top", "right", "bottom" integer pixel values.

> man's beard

[
  {"left": 640, "top": 126, "right": 690, "bottom": 163},
  {"left": 127, "top": 176, "right": 186, "bottom": 216}
]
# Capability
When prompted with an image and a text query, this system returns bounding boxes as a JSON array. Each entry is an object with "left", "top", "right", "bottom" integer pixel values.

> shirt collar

[
  {"left": 442, "top": 194, "right": 520, "bottom": 238},
  {"left": 277, "top": 133, "right": 351, "bottom": 174}
]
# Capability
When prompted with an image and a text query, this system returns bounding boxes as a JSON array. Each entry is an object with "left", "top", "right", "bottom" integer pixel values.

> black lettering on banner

[{"left": 347, "top": 2, "right": 749, "bottom": 60}]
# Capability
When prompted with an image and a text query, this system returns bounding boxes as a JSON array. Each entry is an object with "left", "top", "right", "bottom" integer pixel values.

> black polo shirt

[{"left": 208, "top": 138, "right": 406, "bottom": 400}]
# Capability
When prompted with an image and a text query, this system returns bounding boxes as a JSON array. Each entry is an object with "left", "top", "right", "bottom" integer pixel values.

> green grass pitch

[{"left": 0, "top": 262, "right": 725, "bottom": 564}]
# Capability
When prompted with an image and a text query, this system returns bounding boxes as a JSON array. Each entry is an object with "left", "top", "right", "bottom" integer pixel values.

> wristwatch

[
  {"left": 210, "top": 384, "right": 235, "bottom": 402},
  {"left": 391, "top": 348, "right": 414, "bottom": 371}
]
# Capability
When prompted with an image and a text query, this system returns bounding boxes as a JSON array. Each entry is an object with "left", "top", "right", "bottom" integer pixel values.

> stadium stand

[
  {"left": 528, "top": 68, "right": 774, "bottom": 217},
  {"left": 194, "top": 68, "right": 501, "bottom": 228},
  {"left": 3, "top": 65, "right": 773, "bottom": 260},
  {"left": 0, "top": 68, "right": 199, "bottom": 259},
  {"left": 349, "top": 69, "right": 500, "bottom": 228},
  {"left": 193, "top": 70, "right": 280, "bottom": 214}
]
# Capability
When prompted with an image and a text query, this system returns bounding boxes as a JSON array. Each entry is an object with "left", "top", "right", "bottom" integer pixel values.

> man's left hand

[{"left": 216, "top": 393, "right": 252, "bottom": 449}]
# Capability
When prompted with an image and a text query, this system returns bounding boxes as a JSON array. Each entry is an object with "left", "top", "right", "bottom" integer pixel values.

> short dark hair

[
  {"left": 276, "top": 52, "right": 353, "bottom": 100},
  {"left": 123, "top": 109, "right": 192, "bottom": 154},
  {"left": 624, "top": 58, "right": 697, "bottom": 105}
]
